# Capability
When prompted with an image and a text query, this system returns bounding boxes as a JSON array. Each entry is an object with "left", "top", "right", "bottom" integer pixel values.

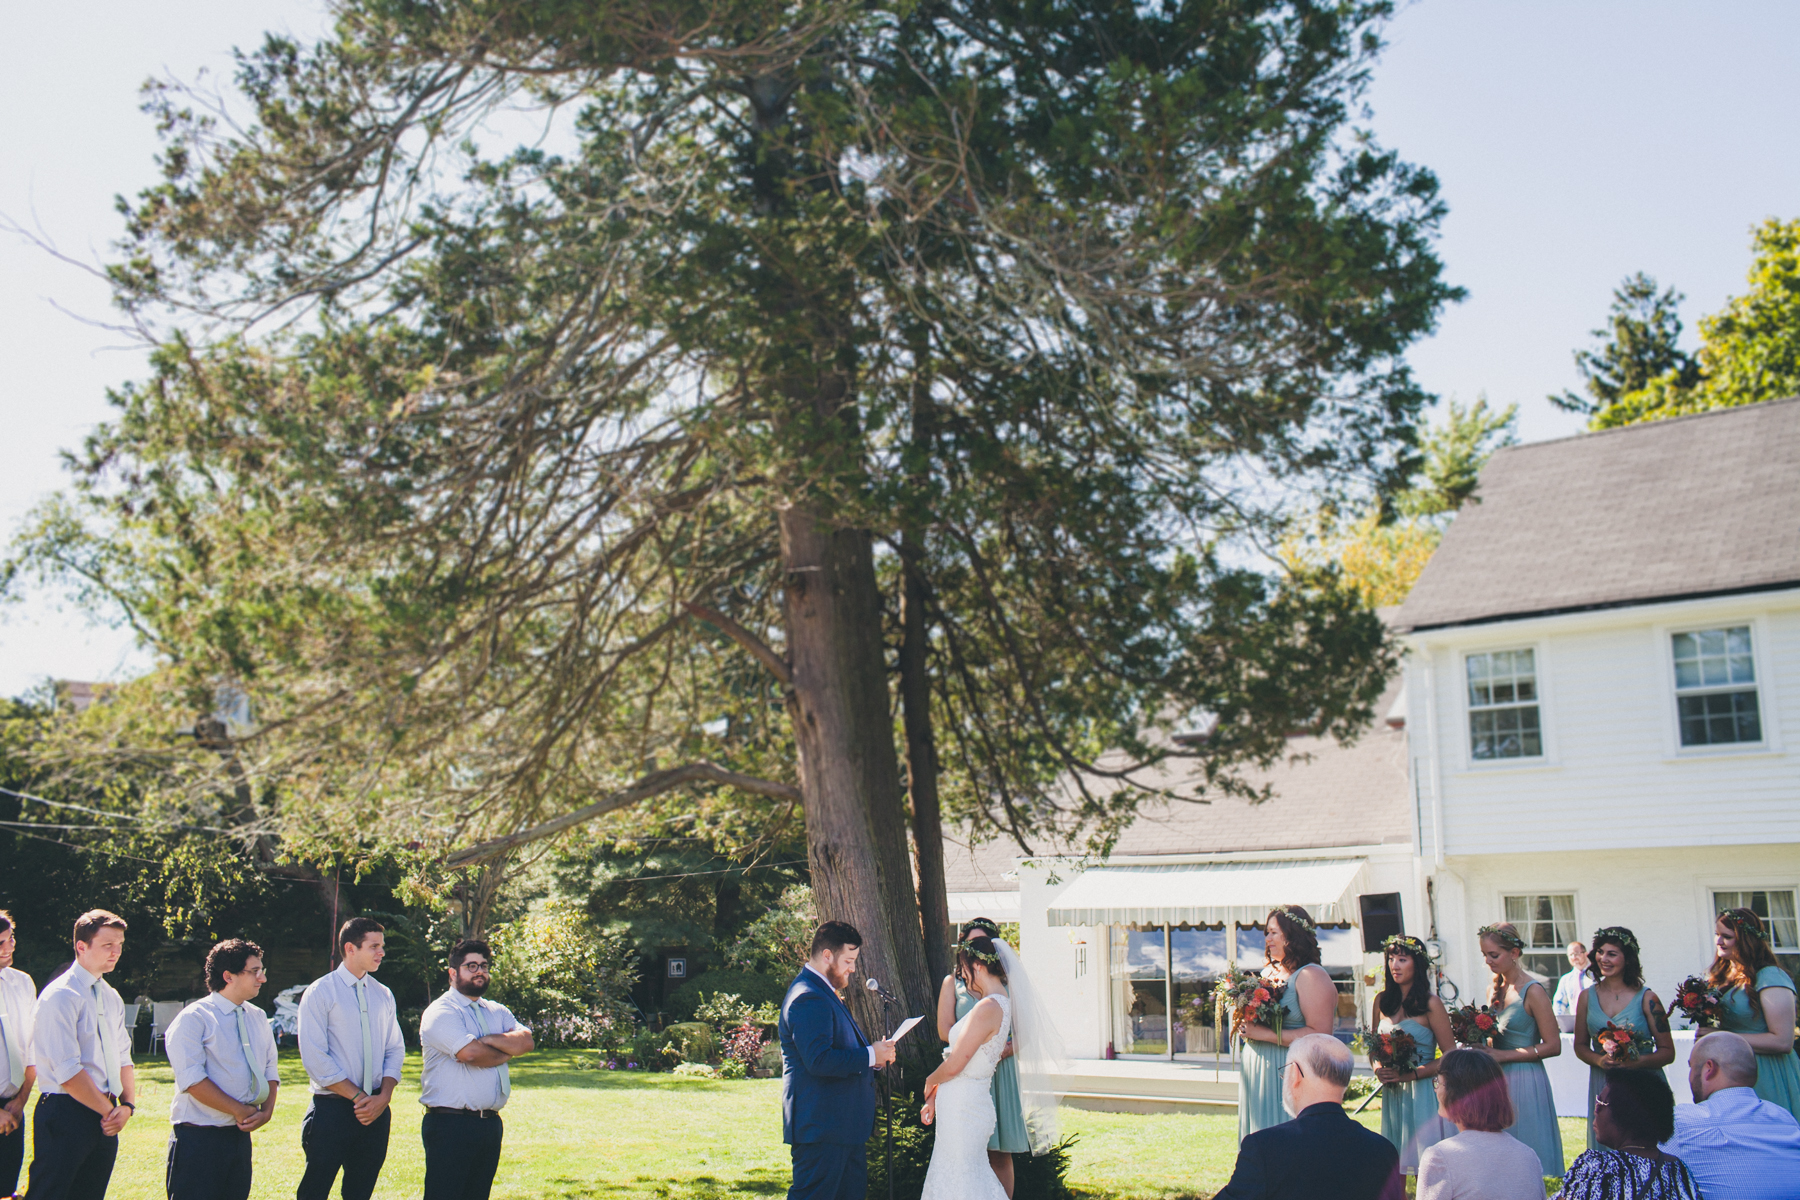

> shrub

[
  {"left": 757, "top": 1042, "right": 783, "bottom": 1073},
  {"left": 718, "top": 1058, "right": 747, "bottom": 1079},
  {"left": 662, "top": 1021, "right": 719, "bottom": 1064},
  {"left": 487, "top": 897, "right": 640, "bottom": 1049},
  {"left": 1344, "top": 1075, "right": 1379, "bottom": 1101},
  {"left": 723, "top": 884, "right": 817, "bottom": 974},
  {"left": 665, "top": 970, "right": 787, "bottom": 1022},
  {"left": 722, "top": 1019, "right": 766, "bottom": 1071},
  {"left": 672, "top": 1061, "right": 720, "bottom": 1079},
  {"left": 862, "top": 1073, "right": 1074, "bottom": 1200}
]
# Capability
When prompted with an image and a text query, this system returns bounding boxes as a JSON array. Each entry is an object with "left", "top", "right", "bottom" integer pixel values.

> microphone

[{"left": 865, "top": 977, "right": 900, "bottom": 1007}]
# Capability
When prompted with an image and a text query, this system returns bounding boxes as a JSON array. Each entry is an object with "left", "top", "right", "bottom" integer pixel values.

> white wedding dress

[{"left": 921, "top": 993, "right": 1012, "bottom": 1200}]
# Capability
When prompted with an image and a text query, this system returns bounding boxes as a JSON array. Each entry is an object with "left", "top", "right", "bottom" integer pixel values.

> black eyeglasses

[{"left": 458, "top": 960, "right": 491, "bottom": 972}]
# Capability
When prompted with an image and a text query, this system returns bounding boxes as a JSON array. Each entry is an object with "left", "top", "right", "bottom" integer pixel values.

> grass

[{"left": 49, "top": 1051, "right": 1590, "bottom": 1200}]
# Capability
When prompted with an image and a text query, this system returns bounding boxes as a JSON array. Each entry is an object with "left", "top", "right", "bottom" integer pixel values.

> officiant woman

[{"left": 1237, "top": 906, "right": 1337, "bottom": 1138}]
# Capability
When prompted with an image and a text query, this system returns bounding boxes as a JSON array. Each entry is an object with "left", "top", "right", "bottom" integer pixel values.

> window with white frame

[
  {"left": 1467, "top": 649, "right": 1542, "bottom": 760},
  {"left": 1673, "top": 627, "right": 1763, "bottom": 747},
  {"left": 1502, "top": 893, "right": 1577, "bottom": 982},
  {"left": 1712, "top": 888, "right": 1800, "bottom": 979}
]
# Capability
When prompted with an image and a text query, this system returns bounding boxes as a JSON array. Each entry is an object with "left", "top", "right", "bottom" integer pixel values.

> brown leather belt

[{"left": 426, "top": 1106, "right": 501, "bottom": 1118}]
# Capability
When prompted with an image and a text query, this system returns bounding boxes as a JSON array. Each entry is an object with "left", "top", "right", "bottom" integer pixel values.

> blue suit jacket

[
  {"left": 1216, "top": 1102, "right": 1403, "bottom": 1200},
  {"left": 778, "top": 967, "right": 877, "bottom": 1146}
]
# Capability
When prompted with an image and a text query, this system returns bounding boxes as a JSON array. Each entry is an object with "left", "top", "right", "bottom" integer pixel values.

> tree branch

[
  {"left": 682, "top": 602, "right": 792, "bottom": 686},
  {"left": 445, "top": 762, "right": 800, "bottom": 867}
]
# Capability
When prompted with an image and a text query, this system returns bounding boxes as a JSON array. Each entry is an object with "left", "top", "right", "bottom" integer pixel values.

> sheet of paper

[{"left": 889, "top": 1015, "right": 924, "bottom": 1042}]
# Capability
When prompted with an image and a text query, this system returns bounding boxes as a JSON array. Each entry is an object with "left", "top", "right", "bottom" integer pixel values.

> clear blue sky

[{"left": 3, "top": 0, "right": 1798, "bottom": 696}]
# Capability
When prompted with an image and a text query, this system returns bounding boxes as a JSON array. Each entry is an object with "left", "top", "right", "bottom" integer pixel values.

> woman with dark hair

[
  {"left": 1552, "top": 1070, "right": 1701, "bottom": 1199},
  {"left": 1478, "top": 923, "right": 1564, "bottom": 1179},
  {"left": 1237, "top": 905, "right": 1337, "bottom": 1138},
  {"left": 1572, "top": 926, "right": 1674, "bottom": 1151},
  {"left": 935, "top": 920, "right": 1028, "bottom": 1196},
  {"left": 1416, "top": 1049, "right": 1543, "bottom": 1200},
  {"left": 1706, "top": 908, "right": 1800, "bottom": 1119},
  {"left": 1369, "top": 935, "right": 1456, "bottom": 1172}
]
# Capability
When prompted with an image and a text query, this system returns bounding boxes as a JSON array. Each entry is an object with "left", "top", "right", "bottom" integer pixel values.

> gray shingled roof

[
  {"left": 1396, "top": 397, "right": 1800, "bottom": 632},
  {"left": 942, "top": 676, "right": 1412, "bottom": 894}
]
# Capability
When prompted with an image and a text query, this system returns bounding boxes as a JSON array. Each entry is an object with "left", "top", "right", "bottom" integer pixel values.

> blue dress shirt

[
  {"left": 418, "top": 990, "right": 520, "bottom": 1111},
  {"left": 1660, "top": 1085, "right": 1800, "bottom": 1200},
  {"left": 297, "top": 964, "right": 405, "bottom": 1096},
  {"left": 166, "top": 992, "right": 281, "bottom": 1126},
  {"left": 31, "top": 963, "right": 128, "bottom": 1095}
]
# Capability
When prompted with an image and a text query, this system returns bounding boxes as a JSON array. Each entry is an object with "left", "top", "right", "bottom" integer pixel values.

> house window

[
  {"left": 1673, "top": 628, "right": 1762, "bottom": 746},
  {"left": 1712, "top": 889, "right": 1800, "bottom": 980},
  {"left": 1502, "top": 893, "right": 1577, "bottom": 982},
  {"left": 1467, "top": 650, "right": 1542, "bottom": 760}
]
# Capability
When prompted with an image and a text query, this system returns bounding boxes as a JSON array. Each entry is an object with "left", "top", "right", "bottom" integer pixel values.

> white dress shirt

[
  {"left": 0, "top": 965, "right": 36, "bottom": 1101},
  {"left": 803, "top": 964, "right": 879, "bottom": 1068},
  {"left": 31, "top": 963, "right": 129, "bottom": 1095},
  {"left": 1552, "top": 968, "right": 1586, "bottom": 1017},
  {"left": 166, "top": 992, "right": 281, "bottom": 1126},
  {"left": 419, "top": 989, "right": 520, "bottom": 1111},
  {"left": 1659, "top": 1085, "right": 1800, "bottom": 1200},
  {"left": 297, "top": 965, "right": 405, "bottom": 1096}
]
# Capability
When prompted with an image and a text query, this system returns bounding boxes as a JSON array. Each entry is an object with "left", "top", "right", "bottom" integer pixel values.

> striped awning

[{"left": 1044, "top": 858, "right": 1365, "bottom": 928}]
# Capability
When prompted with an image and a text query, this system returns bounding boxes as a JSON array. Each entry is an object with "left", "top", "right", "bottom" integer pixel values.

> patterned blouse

[{"left": 1552, "top": 1148, "right": 1702, "bottom": 1200}]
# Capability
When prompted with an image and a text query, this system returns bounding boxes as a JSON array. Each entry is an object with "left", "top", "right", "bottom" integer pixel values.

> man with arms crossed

[
  {"left": 0, "top": 911, "right": 38, "bottom": 1198},
  {"left": 296, "top": 917, "right": 405, "bottom": 1200},
  {"left": 418, "top": 939, "right": 534, "bottom": 1200},
  {"left": 26, "top": 909, "right": 135, "bottom": 1200},
  {"left": 164, "top": 938, "right": 281, "bottom": 1200}
]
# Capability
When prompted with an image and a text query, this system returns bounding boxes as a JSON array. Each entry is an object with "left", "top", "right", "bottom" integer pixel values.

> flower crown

[
  {"left": 963, "top": 917, "right": 1002, "bottom": 938},
  {"left": 957, "top": 936, "right": 1003, "bottom": 968},
  {"left": 1382, "top": 934, "right": 1430, "bottom": 960},
  {"left": 1718, "top": 909, "right": 1767, "bottom": 940},
  {"left": 1273, "top": 906, "right": 1316, "bottom": 932},
  {"left": 1477, "top": 924, "right": 1526, "bottom": 951},
  {"left": 1591, "top": 926, "right": 1640, "bottom": 955}
]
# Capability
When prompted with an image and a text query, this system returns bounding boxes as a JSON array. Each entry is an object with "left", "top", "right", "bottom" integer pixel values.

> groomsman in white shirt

[
  {"left": 26, "top": 909, "right": 136, "bottom": 1200},
  {"left": 164, "top": 938, "right": 281, "bottom": 1200},
  {"left": 296, "top": 917, "right": 406, "bottom": 1200},
  {"left": 0, "top": 910, "right": 38, "bottom": 1197},
  {"left": 418, "top": 939, "right": 534, "bottom": 1200}
]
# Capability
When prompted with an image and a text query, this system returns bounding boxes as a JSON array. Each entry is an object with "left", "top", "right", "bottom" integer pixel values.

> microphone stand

[{"left": 871, "top": 984, "right": 898, "bottom": 1200}]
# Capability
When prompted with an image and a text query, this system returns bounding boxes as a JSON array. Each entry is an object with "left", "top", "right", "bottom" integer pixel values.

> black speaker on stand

[{"left": 1358, "top": 892, "right": 1405, "bottom": 952}]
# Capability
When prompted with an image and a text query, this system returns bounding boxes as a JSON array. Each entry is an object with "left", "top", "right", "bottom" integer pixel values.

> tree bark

[
  {"left": 900, "top": 545, "right": 952, "bottom": 988},
  {"left": 779, "top": 502, "right": 936, "bottom": 1053}
]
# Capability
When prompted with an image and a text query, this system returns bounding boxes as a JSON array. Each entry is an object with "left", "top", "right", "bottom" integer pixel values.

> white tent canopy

[{"left": 1044, "top": 858, "right": 1366, "bottom": 928}]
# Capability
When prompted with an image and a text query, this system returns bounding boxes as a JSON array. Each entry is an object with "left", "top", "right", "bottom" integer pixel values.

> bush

[
  {"left": 662, "top": 1021, "right": 719, "bottom": 1064},
  {"left": 1344, "top": 1075, "right": 1379, "bottom": 1101},
  {"left": 862, "top": 1074, "right": 1074, "bottom": 1200},
  {"left": 672, "top": 1061, "right": 720, "bottom": 1079},
  {"left": 718, "top": 1058, "right": 747, "bottom": 1079},
  {"left": 757, "top": 1042, "right": 783, "bottom": 1073},
  {"left": 665, "top": 970, "right": 787, "bottom": 1022},
  {"left": 487, "top": 898, "right": 640, "bottom": 1049}
]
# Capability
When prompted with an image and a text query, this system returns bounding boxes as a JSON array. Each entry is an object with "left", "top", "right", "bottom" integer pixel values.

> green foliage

[
  {"left": 1402, "top": 396, "right": 1519, "bottom": 517},
  {"left": 862, "top": 1095, "right": 1075, "bottom": 1200},
  {"left": 662, "top": 1022, "right": 720, "bottom": 1064},
  {"left": 723, "top": 883, "right": 816, "bottom": 975},
  {"left": 1551, "top": 273, "right": 1699, "bottom": 417},
  {"left": 669, "top": 974, "right": 787, "bottom": 1024},
  {"left": 487, "top": 897, "right": 640, "bottom": 1049}
]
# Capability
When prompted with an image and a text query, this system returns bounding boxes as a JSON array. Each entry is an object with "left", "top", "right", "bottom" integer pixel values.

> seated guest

[
  {"left": 1553, "top": 1069, "right": 1700, "bottom": 1200},
  {"left": 1417, "top": 1049, "right": 1546, "bottom": 1200},
  {"left": 1215, "top": 1033, "right": 1402, "bottom": 1200},
  {"left": 1660, "top": 1030, "right": 1800, "bottom": 1200}
]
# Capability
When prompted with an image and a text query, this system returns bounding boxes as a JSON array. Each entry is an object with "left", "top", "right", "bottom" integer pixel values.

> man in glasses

[
  {"left": 0, "top": 911, "right": 38, "bottom": 1198},
  {"left": 163, "top": 939, "right": 281, "bottom": 1200},
  {"left": 418, "top": 939, "right": 534, "bottom": 1200}
]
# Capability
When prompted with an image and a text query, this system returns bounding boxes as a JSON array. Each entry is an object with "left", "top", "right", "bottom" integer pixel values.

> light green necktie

[
  {"left": 355, "top": 977, "right": 375, "bottom": 1095},
  {"left": 471, "top": 1001, "right": 509, "bottom": 1101},
  {"left": 235, "top": 1005, "right": 270, "bottom": 1105},
  {"left": 91, "top": 982, "right": 121, "bottom": 1095},
  {"left": 0, "top": 1011, "right": 23, "bottom": 1092}
]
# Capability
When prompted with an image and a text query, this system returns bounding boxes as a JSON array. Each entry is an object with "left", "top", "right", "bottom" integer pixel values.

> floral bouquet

[
  {"left": 1364, "top": 1027, "right": 1421, "bottom": 1077},
  {"left": 1216, "top": 965, "right": 1287, "bottom": 1038},
  {"left": 1669, "top": 975, "right": 1725, "bottom": 1029},
  {"left": 1593, "top": 1021, "right": 1656, "bottom": 1063},
  {"left": 1449, "top": 1004, "right": 1500, "bottom": 1047}
]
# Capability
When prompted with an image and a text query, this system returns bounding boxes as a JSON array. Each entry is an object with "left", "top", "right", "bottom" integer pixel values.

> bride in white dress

[{"left": 920, "top": 930, "right": 1066, "bottom": 1200}]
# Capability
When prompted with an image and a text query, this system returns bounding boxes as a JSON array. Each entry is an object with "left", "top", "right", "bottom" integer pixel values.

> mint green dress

[
  {"left": 1582, "top": 985, "right": 1656, "bottom": 1151},
  {"left": 1720, "top": 965, "right": 1800, "bottom": 1120},
  {"left": 1377, "top": 1013, "right": 1451, "bottom": 1173},
  {"left": 953, "top": 979, "right": 1028, "bottom": 1153},
  {"left": 1237, "top": 964, "right": 1327, "bottom": 1139},
  {"left": 1493, "top": 981, "right": 1563, "bottom": 1178}
]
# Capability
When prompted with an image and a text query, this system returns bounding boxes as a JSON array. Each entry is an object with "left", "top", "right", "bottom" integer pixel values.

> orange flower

[{"left": 1252, "top": 988, "right": 1270, "bottom": 1004}]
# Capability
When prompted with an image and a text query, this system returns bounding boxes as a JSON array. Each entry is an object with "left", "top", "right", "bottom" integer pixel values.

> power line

[{"left": 0, "top": 784, "right": 232, "bottom": 833}]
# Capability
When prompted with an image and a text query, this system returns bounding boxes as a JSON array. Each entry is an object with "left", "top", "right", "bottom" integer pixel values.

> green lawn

[{"left": 45, "top": 1052, "right": 1587, "bottom": 1199}]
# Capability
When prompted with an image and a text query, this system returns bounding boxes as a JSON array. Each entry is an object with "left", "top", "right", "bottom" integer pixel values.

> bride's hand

[{"left": 920, "top": 1099, "right": 935, "bottom": 1125}]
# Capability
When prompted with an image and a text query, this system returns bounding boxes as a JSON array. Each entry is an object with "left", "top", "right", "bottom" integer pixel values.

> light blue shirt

[
  {"left": 31, "top": 963, "right": 128, "bottom": 1095},
  {"left": 418, "top": 989, "right": 520, "bottom": 1111},
  {"left": 297, "top": 964, "right": 404, "bottom": 1096},
  {"left": 0, "top": 965, "right": 36, "bottom": 1100},
  {"left": 166, "top": 992, "right": 281, "bottom": 1126},
  {"left": 1660, "top": 1085, "right": 1800, "bottom": 1200},
  {"left": 1552, "top": 968, "right": 1586, "bottom": 1017}
]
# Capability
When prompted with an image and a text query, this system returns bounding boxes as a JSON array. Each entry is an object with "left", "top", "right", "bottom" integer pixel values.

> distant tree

[
  {"left": 1550, "top": 273, "right": 1699, "bottom": 419},
  {"left": 1595, "top": 219, "right": 1800, "bottom": 427},
  {"left": 1404, "top": 396, "right": 1520, "bottom": 516}
]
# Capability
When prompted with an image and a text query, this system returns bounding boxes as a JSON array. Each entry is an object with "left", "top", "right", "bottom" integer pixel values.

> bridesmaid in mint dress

[
  {"left": 1478, "top": 923, "right": 1564, "bottom": 1179},
  {"left": 936, "top": 919, "right": 1029, "bottom": 1197},
  {"left": 1237, "top": 906, "right": 1339, "bottom": 1139},
  {"left": 1570, "top": 926, "right": 1674, "bottom": 1151},
  {"left": 1368, "top": 934, "right": 1455, "bottom": 1172},
  {"left": 1707, "top": 908, "right": 1800, "bottom": 1119}
]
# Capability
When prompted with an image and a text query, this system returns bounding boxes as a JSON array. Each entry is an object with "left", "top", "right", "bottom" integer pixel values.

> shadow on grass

[{"left": 538, "top": 1169, "right": 788, "bottom": 1198}]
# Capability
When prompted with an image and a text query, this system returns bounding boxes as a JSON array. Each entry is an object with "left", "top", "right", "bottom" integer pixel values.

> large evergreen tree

[{"left": 11, "top": 0, "right": 1456, "bottom": 1028}]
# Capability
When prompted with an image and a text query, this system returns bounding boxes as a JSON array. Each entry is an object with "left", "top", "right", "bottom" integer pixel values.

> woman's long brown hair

[{"left": 1707, "top": 908, "right": 1780, "bottom": 1015}]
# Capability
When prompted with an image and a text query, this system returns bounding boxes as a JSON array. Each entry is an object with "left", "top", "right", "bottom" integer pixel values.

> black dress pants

[
  {"left": 295, "top": 1095, "right": 390, "bottom": 1200},
  {"left": 0, "top": 1110, "right": 23, "bottom": 1197},
  {"left": 420, "top": 1110, "right": 505, "bottom": 1200},
  {"left": 165, "top": 1124, "right": 252, "bottom": 1200},
  {"left": 24, "top": 1093, "right": 117, "bottom": 1200}
]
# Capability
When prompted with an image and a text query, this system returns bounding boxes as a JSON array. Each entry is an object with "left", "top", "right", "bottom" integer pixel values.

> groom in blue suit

[{"left": 779, "top": 921, "right": 897, "bottom": 1200}]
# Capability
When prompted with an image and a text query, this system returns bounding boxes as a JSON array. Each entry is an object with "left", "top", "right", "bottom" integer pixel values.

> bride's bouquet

[{"left": 1216, "top": 965, "right": 1287, "bottom": 1039}]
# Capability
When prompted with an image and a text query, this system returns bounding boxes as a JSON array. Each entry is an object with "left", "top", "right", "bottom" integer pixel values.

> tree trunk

[
  {"left": 779, "top": 502, "right": 936, "bottom": 1054},
  {"left": 900, "top": 544, "right": 952, "bottom": 988}
]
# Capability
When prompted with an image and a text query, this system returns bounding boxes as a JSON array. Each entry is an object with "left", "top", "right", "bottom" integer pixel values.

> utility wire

[{"left": 0, "top": 784, "right": 233, "bottom": 833}]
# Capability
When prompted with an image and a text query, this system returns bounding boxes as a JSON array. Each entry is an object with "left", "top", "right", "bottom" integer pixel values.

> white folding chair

[{"left": 150, "top": 1000, "right": 186, "bottom": 1056}]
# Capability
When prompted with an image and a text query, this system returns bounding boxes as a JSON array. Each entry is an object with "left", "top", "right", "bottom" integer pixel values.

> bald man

[
  {"left": 1661, "top": 1031, "right": 1800, "bottom": 1200},
  {"left": 1215, "top": 1034, "right": 1402, "bottom": 1200}
]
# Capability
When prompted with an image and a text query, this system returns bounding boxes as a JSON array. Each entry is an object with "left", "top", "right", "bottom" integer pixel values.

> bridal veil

[{"left": 994, "top": 938, "right": 1068, "bottom": 1155}]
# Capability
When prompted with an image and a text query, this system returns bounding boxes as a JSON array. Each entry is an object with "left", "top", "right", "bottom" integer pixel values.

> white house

[{"left": 948, "top": 397, "right": 1800, "bottom": 1082}]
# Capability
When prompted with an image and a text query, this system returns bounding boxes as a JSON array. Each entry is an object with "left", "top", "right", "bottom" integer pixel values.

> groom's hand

[{"left": 872, "top": 1039, "right": 897, "bottom": 1068}]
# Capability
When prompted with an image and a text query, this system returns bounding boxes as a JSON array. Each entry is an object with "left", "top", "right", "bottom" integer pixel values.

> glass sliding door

[
  {"left": 1110, "top": 927, "right": 1170, "bottom": 1056},
  {"left": 1171, "top": 926, "right": 1228, "bottom": 1056}
]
